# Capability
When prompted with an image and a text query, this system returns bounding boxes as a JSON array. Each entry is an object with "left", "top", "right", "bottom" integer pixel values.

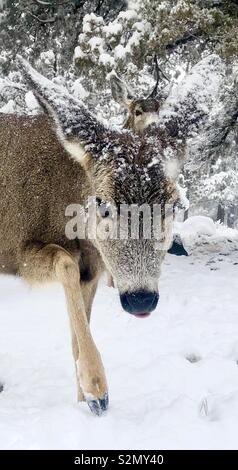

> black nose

[{"left": 120, "top": 290, "right": 159, "bottom": 316}]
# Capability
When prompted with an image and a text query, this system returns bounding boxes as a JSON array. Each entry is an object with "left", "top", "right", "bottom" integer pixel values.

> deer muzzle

[{"left": 120, "top": 290, "right": 159, "bottom": 317}]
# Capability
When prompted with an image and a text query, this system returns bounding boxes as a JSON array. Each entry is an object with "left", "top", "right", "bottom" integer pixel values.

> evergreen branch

[{"left": 165, "top": 30, "right": 204, "bottom": 51}]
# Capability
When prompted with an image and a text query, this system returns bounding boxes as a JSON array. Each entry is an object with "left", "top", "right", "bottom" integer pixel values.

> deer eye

[
  {"left": 96, "top": 198, "right": 112, "bottom": 219},
  {"left": 135, "top": 109, "right": 142, "bottom": 116}
]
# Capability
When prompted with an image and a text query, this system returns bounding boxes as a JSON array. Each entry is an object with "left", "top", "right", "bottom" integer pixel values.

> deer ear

[
  {"left": 110, "top": 74, "right": 134, "bottom": 108},
  {"left": 17, "top": 56, "right": 105, "bottom": 165}
]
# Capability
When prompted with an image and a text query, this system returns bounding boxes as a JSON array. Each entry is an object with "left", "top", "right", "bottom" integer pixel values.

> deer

[
  {"left": 109, "top": 57, "right": 167, "bottom": 134},
  {"left": 109, "top": 58, "right": 238, "bottom": 261},
  {"left": 108, "top": 64, "right": 185, "bottom": 275},
  {"left": 106, "top": 59, "right": 172, "bottom": 288},
  {"left": 0, "top": 57, "right": 237, "bottom": 417}
]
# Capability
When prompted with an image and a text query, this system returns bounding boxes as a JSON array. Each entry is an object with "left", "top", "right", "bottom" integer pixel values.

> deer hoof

[{"left": 86, "top": 392, "right": 109, "bottom": 416}]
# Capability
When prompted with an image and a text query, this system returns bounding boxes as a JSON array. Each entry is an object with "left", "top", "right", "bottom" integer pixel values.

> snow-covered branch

[
  {"left": 190, "top": 78, "right": 238, "bottom": 162},
  {"left": 0, "top": 78, "right": 27, "bottom": 93}
]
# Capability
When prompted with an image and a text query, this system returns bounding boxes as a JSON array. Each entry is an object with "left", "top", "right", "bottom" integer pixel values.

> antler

[{"left": 147, "top": 55, "right": 169, "bottom": 99}]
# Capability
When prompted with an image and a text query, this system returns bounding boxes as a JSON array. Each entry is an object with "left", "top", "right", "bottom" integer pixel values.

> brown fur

[
  {"left": 0, "top": 113, "right": 107, "bottom": 407},
  {"left": 0, "top": 114, "right": 102, "bottom": 275},
  {"left": 106, "top": 91, "right": 170, "bottom": 288},
  {"left": 124, "top": 98, "right": 161, "bottom": 132},
  {"left": 0, "top": 61, "right": 183, "bottom": 414},
  {"left": 109, "top": 74, "right": 161, "bottom": 133}
]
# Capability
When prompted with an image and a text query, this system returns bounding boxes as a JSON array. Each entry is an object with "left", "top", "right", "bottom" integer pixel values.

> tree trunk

[
  {"left": 227, "top": 204, "right": 236, "bottom": 228},
  {"left": 184, "top": 187, "right": 189, "bottom": 221},
  {"left": 217, "top": 203, "right": 225, "bottom": 223}
]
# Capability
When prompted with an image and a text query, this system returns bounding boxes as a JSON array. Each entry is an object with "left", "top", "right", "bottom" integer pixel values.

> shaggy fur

[{"left": 0, "top": 59, "right": 183, "bottom": 415}]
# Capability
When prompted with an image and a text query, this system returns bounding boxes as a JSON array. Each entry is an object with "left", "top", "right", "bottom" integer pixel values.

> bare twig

[
  {"left": 95, "top": 0, "right": 104, "bottom": 14},
  {"left": 147, "top": 55, "right": 160, "bottom": 99},
  {"left": 27, "top": 11, "right": 55, "bottom": 23},
  {"left": 32, "top": 0, "right": 52, "bottom": 5},
  {"left": 154, "top": 55, "right": 169, "bottom": 82},
  {"left": 147, "top": 55, "right": 169, "bottom": 99},
  {"left": 31, "top": 0, "right": 73, "bottom": 5},
  {"left": 156, "top": 60, "right": 169, "bottom": 82}
]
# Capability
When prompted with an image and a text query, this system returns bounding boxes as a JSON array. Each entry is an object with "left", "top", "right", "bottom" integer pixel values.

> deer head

[
  {"left": 19, "top": 57, "right": 184, "bottom": 317},
  {"left": 110, "top": 57, "right": 168, "bottom": 132}
]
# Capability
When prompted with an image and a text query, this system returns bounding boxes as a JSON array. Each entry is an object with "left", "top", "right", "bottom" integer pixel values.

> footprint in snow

[{"left": 186, "top": 353, "right": 202, "bottom": 363}]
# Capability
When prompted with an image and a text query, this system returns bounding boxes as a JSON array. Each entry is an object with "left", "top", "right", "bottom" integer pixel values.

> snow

[
  {"left": 88, "top": 36, "right": 104, "bottom": 50},
  {"left": 0, "top": 0, "right": 6, "bottom": 10},
  {"left": 103, "top": 23, "right": 122, "bottom": 37},
  {"left": 127, "top": 31, "right": 141, "bottom": 48},
  {"left": 1, "top": 247, "right": 238, "bottom": 449},
  {"left": 176, "top": 182, "right": 189, "bottom": 211},
  {"left": 118, "top": 10, "right": 138, "bottom": 21},
  {"left": 0, "top": 99, "right": 15, "bottom": 113},
  {"left": 164, "top": 156, "right": 179, "bottom": 179},
  {"left": 159, "top": 54, "right": 226, "bottom": 137},
  {"left": 128, "top": 0, "right": 141, "bottom": 10},
  {"left": 181, "top": 216, "right": 216, "bottom": 237},
  {"left": 114, "top": 44, "right": 127, "bottom": 60},
  {"left": 73, "top": 46, "right": 85, "bottom": 61},
  {"left": 99, "top": 53, "right": 115, "bottom": 67},
  {"left": 83, "top": 13, "right": 104, "bottom": 33},
  {"left": 174, "top": 216, "right": 238, "bottom": 255},
  {"left": 133, "top": 21, "right": 147, "bottom": 32},
  {"left": 71, "top": 80, "right": 89, "bottom": 101},
  {"left": 39, "top": 50, "right": 55, "bottom": 66},
  {"left": 25, "top": 91, "right": 40, "bottom": 113}
]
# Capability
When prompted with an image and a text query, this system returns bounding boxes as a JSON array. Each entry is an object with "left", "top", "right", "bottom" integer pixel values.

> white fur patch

[
  {"left": 63, "top": 140, "right": 86, "bottom": 162},
  {"left": 143, "top": 112, "right": 159, "bottom": 129},
  {"left": 76, "top": 359, "right": 81, "bottom": 379},
  {"left": 84, "top": 390, "right": 101, "bottom": 401},
  {"left": 164, "top": 159, "right": 179, "bottom": 180},
  {"left": 44, "top": 108, "right": 86, "bottom": 163}
]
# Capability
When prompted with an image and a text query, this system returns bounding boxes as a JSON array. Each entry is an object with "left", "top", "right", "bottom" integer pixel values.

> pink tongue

[{"left": 133, "top": 312, "right": 151, "bottom": 319}]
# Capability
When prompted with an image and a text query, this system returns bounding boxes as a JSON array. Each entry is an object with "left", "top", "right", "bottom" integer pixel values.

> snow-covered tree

[{"left": 0, "top": 0, "right": 237, "bottom": 224}]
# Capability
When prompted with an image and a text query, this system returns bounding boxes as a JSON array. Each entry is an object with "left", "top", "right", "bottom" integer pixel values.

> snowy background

[
  {"left": 0, "top": 0, "right": 238, "bottom": 450},
  {"left": 1, "top": 0, "right": 238, "bottom": 223}
]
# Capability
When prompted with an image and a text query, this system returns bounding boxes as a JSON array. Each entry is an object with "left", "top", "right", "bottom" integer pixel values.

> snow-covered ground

[{"left": 1, "top": 243, "right": 238, "bottom": 450}]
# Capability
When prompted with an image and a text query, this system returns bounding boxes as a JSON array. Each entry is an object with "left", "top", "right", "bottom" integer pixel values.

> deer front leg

[
  {"left": 19, "top": 243, "right": 108, "bottom": 416},
  {"left": 70, "top": 322, "right": 84, "bottom": 402},
  {"left": 70, "top": 277, "right": 101, "bottom": 404}
]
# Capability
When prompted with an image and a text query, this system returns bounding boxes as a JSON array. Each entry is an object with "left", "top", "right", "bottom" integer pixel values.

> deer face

[
  {"left": 125, "top": 98, "right": 161, "bottom": 132},
  {"left": 110, "top": 75, "right": 163, "bottom": 132},
  {"left": 20, "top": 58, "right": 181, "bottom": 317},
  {"left": 84, "top": 131, "right": 179, "bottom": 316}
]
